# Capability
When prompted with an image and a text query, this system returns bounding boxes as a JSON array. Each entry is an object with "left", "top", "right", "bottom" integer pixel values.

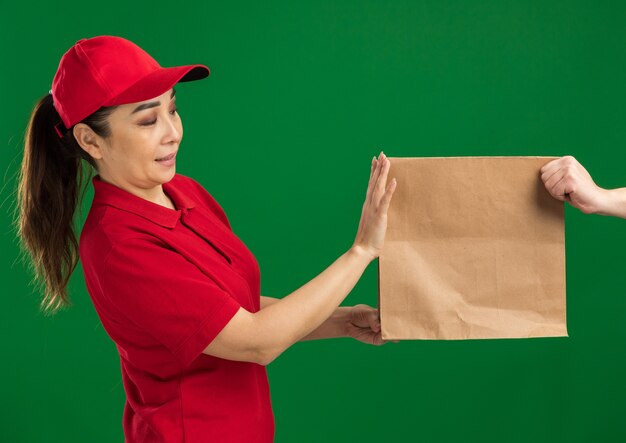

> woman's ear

[{"left": 73, "top": 122, "right": 104, "bottom": 161}]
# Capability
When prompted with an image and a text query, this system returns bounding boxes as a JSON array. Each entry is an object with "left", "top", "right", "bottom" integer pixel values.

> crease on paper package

[{"left": 379, "top": 157, "right": 567, "bottom": 340}]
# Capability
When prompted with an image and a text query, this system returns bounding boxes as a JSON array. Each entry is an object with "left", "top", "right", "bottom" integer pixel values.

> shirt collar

[{"left": 91, "top": 174, "right": 197, "bottom": 229}]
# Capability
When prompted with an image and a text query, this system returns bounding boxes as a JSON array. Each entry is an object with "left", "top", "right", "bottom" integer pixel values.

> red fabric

[
  {"left": 51, "top": 35, "right": 209, "bottom": 130},
  {"left": 79, "top": 173, "right": 274, "bottom": 442}
]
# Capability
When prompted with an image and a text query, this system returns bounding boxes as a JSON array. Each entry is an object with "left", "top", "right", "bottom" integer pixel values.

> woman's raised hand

[{"left": 352, "top": 152, "right": 397, "bottom": 262}]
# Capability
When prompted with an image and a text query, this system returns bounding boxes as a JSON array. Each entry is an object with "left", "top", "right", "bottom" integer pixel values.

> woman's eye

[{"left": 139, "top": 108, "right": 178, "bottom": 126}]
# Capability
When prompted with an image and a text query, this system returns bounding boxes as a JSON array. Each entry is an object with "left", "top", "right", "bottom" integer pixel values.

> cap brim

[{"left": 102, "top": 64, "right": 210, "bottom": 106}]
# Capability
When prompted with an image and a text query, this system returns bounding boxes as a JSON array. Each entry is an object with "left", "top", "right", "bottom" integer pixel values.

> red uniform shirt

[{"left": 79, "top": 173, "right": 275, "bottom": 442}]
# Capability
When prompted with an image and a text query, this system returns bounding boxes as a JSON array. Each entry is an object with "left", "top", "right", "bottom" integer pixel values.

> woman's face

[{"left": 77, "top": 87, "right": 182, "bottom": 198}]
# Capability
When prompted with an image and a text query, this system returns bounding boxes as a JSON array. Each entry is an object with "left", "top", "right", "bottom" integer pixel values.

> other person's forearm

[{"left": 597, "top": 187, "right": 626, "bottom": 219}]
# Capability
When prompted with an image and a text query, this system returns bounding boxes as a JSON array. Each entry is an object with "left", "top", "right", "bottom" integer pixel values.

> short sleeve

[{"left": 101, "top": 236, "right": 242, "bottom": 367}]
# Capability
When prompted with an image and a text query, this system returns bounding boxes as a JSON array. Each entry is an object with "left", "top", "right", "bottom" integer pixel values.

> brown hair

[{"left": 13, "top": 93, "right": 117, "bottom": 315}]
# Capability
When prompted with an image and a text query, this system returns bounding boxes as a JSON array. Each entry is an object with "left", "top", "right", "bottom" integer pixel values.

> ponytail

[{"left": 14, "top": 93, "right": 117, "bottom": 315}]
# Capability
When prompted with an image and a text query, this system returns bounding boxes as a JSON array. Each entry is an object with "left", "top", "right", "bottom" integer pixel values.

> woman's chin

[{"left": 155, "top": 164, "right": 176, "bottom": 182}]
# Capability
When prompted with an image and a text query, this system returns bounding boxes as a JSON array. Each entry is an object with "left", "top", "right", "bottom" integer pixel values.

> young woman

[{"left": 15, "top": 35, "right": 397, "bottom": 442}]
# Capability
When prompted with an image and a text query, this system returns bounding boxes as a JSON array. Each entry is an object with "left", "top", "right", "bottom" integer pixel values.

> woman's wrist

[{"left": 349, "top": 244, "right": 377, "bottom": 264}]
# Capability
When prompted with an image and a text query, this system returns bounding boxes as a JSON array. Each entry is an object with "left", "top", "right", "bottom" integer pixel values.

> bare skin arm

[
  {"left": 259, "top": 296, "right": 349, "bottom": 340},
  {"left": 260, "top": 296, "right": 382, "bottom": 342},
  {"left": 541, "top": 156, "right": 626, "bottom": 219},
  {"left": 202, "top": 152, "right": 397, "bottom": 365}
]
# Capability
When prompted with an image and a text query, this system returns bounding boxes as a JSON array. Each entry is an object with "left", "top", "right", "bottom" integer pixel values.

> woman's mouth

[{"left": 156, "top": 152, "right": 176, "bottom": 166}]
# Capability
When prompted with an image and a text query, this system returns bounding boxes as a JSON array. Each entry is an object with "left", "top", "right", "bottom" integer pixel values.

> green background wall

[{"left": 2, "top": 1, "right": 625, "bottom": 442}]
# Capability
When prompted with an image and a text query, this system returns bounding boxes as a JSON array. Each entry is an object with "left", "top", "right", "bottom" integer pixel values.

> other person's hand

[{"left": 540, "top": 156, "right": 607, "bottom": 214}]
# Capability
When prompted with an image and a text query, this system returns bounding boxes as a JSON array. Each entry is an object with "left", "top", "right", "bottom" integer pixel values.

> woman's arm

[
  {"left": 260, "top": 295, "right": 279, "bottom": 309},
  {"left": 205, "top": 246, "right": 372, "bottom": 365},
  {"left": 261, "top": 296, "right": 351, "bottom": 341},
  {"left": 202, "top": 152, "right": 396, "bottom": 366}
]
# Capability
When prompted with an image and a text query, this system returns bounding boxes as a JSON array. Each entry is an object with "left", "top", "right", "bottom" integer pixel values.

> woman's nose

[{"left": 164, "top": 113, "right": 182, "bottom": 142}]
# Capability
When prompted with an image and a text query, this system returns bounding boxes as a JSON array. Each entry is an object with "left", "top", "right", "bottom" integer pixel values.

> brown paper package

[{"left": 378, "top": 157, "right": 567, "bottom": 340}]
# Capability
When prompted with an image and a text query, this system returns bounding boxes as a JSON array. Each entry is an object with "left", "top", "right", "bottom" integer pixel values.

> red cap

[{"left": 50, "top": 35, "right": 209, "bottom": 137}]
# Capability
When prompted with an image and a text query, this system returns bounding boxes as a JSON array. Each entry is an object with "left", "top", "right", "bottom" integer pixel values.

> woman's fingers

[
  {"left": 365, "top": 156, "right": 378, "bottom": 202},
  {"left": 373, "top": 153, "right": 390, "bottom": 204},
  {"left": 369, "top": 156, "right": 376, "bottom": 181},
  {"left": 366, "top": 308, "right": 381, "bottom": 333},
  {"left": 366, "top": 151, "right": 386, "bottom": 203},
  {"left": 369, "top": 153, "right": 384, "bottom": 203},
  {"left": 380, "top": 177, "right": 397, "bottom": 212}
]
